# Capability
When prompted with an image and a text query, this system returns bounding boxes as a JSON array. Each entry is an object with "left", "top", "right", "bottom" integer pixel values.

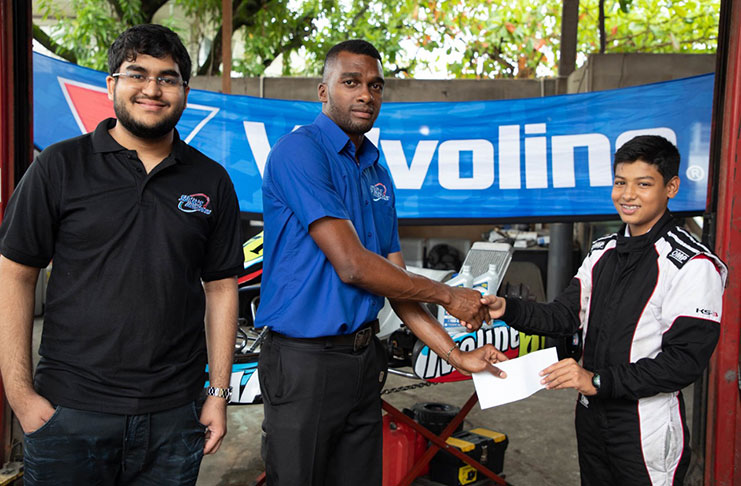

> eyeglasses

[{"left": 112, "top": 72, "right": 188, "bottom": 89}]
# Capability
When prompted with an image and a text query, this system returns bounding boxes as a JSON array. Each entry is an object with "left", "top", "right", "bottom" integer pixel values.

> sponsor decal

[
  {"left": 178, "top": 193, "right": 213, "bottom": 215},
  {"left": 412, "top": 321, "right": 545, "bottom": 382},
  {"left": 230, "top": 362, "right": 261, "bottom": 404},
  {"left": 592, "top": 240, "right": 607, "bottom": 251},
  {"left": 669, "top": 248, "right": 690, "bottom": 263},
  {"left": 370, "top": 182, "right": 390, "bottom": 202},
  {"left": 696, "top": 307, "right": 719, "bottom": 318}
]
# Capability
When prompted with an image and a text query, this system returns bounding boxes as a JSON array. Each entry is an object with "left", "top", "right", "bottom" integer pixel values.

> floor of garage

[
  {"left": 196, "top": 371, "right": 574, "bottom": 486},
  {"left": 29, "top": 318, "right": 695, "bottom": 486}
]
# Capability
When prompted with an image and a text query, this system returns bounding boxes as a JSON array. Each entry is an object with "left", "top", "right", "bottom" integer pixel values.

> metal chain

[{"left": 380, "top": 380, "right": 441, "bottom": 395}]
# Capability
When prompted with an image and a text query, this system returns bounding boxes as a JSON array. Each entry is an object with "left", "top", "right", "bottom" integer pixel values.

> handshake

[
  {"left": 442, "top": 286, "right": 507, "bottom": 331},
  {"left": 432, "top": 287, "right": 510, "bottom": 378}
]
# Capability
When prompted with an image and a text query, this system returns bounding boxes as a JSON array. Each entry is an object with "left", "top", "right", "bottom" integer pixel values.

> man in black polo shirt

[{"left": 0, "top": 25, "right": 242, "bottom": 485}]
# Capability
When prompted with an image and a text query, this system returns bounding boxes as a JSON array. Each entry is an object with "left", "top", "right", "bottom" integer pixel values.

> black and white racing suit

[{"left": 502, "top": 211, "right": 727, "bottom": 486}]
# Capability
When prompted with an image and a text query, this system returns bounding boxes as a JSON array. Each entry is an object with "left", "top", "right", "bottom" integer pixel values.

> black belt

[{"left": 272, "top": 319, "right": 380, "bottom": 352}]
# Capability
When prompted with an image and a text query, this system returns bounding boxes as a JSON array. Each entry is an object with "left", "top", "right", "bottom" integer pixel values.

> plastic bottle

[
  {"left": 437, "top": 265, "right": 474, "bottom": 334},
  {"left": 472, "top": 263, "right": 499, "bottom": 296},
  {"left": 447, "top": 265, "right": 474, "bottom": 288}
]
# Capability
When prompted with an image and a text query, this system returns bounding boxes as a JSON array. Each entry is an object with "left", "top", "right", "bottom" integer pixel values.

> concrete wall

[
  {"left": 190, "top": 53, "right": 714, "bottom": 102},
  {"left": 568, "top": 53, "right": 715, "bottom": 93},
  {"left": 189, "top": 75, "right": 559, "bottom": 102}
]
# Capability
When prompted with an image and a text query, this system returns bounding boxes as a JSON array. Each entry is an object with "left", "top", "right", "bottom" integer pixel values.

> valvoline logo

[{"left": 178, "top": 193, "right": 212, "bottom": 215}]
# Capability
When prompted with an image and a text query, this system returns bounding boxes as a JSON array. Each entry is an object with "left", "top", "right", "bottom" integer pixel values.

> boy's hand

[
  {"left": 444, "top": 287, "right": 490, "bottom": 330},
  {"left": 480, "top": 295, "right": 507, "bottom": 321},
  {"left": 540, "top": 358, "right": 597, "bottom": 396}
]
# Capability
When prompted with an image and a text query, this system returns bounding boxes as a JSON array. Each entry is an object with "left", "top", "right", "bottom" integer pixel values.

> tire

[{"left": 411, "top": 402, "right": 462, "bottom": 436}]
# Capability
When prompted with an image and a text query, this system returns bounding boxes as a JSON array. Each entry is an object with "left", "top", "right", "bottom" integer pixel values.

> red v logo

[
  {"left": 58, "top": 77, "right": 114, "bottom": 133},
  {"left": 57, "top": 77, "right": 219, "bottom": 142}
]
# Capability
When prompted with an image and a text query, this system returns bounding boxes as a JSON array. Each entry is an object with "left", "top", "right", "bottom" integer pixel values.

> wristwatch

[
  {"left": 591, "top": 373, "right": 601, "bottom": 392},
  {"left": 206, "top": 386, "right": 233, "bottom": 401}
]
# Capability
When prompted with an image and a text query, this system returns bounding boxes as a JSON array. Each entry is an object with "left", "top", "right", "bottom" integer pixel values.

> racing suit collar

[{"left": 616, "top": 210, "right": 673, "bottom": 255}]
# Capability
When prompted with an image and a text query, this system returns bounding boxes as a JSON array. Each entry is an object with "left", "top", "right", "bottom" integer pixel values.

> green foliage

[
  {"left": 33, "top": 0, "right": 720, "bottom": 79},
  {"left": 398, "top": 0, "right": 719, "bottom": 78},
  {"left": 402, "top": 0, "right": 564, "bottom": 79},
  {"left": 578, "top": 0, "right": 720, "bottom": 55},
  {"left": 36, "top": 0, "right": 147, "bottom": 70}
]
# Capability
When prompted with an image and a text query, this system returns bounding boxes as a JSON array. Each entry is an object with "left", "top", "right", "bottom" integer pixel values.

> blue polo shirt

[{"left": 255, "top": 113, "right": 400, "bottom": 337}]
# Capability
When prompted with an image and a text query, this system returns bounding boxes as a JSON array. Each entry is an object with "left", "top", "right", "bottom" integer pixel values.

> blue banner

[{"left": 34, "top": 52, "right": 713, "bottom": 220}]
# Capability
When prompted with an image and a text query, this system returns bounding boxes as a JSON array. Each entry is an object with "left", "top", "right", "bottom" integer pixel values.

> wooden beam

[
  {"left": 558, "top": 0, "right": 580, "bottom": 82},
  {"left": 221, "top": 0, "right": 232, "bottom": 94}
]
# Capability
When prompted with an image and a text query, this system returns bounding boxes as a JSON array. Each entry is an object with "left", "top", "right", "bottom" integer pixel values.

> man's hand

[
  {"left": 540, "top": 358, "right": 597, "bottom": 396},
  {"left": 14, "top": 391, "right": 55, "bottom": 435},
  {"left": 480, "top": 294, "right": 507, "bottom": 321},
  {"left": 449, "top": 344, "right": 508, "bottom": 378},
  {"left": 200, "top": 396, "right": 228, "bottom": 454},
  {"left": 444, "top": 287, "right": 490, "bottom": 330}
]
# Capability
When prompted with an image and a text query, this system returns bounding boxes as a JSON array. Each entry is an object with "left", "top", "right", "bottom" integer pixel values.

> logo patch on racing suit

[
  {"left": 668, "top": 248, "right": 690, "bottom": 264},
  {"left": 695, "top": 307, "right": 719, "bottom": 318}
]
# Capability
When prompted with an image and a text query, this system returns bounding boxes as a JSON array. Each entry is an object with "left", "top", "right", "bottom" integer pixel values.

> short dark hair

[
  {"left": 108, "top": 24, "right": 192, "bottom": 82},
  {"left": 613, "top": 135, "right": 680, "bottom": 184},
  {"left": 322, "top": 40, "right": 382, "bottom": 81}
]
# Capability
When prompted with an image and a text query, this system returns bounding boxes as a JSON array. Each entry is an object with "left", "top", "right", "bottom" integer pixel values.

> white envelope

[{"left": 472, "top": 347, "right": 559, "bottom": 409}]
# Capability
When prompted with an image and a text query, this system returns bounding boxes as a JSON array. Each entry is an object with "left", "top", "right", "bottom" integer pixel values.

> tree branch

[
  {"left": 140, "top": 0, "right": 171, "bottom": 22},
  {"left": 32, "top": 23, "right": 77, "bottom": 64},
  {"left": 197, "top": 0, "right": 271, "bottom": 75},
  {"left": 261, "top": 13, "right": 316, "bottom": 71},
  {"left": 106, "top": 0, "right": 125, "bottom": 20}
]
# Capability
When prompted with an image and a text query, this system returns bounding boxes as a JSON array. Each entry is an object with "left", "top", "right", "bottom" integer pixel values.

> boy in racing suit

[{"left": 481, "top": 135, "right": 727, "bottom": 485}]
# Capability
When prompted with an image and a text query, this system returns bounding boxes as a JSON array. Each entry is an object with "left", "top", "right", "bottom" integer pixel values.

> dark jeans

[
  {"left": 23, "top": 401, "right": 206, "bottom": 486},
  {"left": 259, "top": 331, "right": 388, "bottom": 486}
]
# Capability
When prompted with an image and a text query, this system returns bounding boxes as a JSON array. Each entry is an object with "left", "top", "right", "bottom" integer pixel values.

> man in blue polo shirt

[{"left": 256, "top": 39, "right": 508, "bottom": 486}]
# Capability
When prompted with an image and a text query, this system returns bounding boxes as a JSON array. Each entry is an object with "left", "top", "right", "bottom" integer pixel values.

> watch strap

[{"left": 207, "top": 386, "right": 232, "bottom": 401}]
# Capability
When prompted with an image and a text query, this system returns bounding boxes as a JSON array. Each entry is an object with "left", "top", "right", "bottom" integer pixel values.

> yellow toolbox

[{"left": 429, "top": 428, "right": 508, "bottom": 486}]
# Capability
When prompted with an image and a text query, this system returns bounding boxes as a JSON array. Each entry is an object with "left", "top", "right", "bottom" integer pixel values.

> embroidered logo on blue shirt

[
  {"left": 178, "top": 193, "right": 213, "bottom": 215},
  {"left": 370, "top": 183, "right": 390, "bottom": 202}
]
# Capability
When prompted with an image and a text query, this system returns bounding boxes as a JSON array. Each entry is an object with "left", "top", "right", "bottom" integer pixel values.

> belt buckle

[{"left": 353, "top": 327, "right": 372, "bottom": 351}]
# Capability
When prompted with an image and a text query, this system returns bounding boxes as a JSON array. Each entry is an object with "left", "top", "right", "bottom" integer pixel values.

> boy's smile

[{"left": 612, "top": 160, "right": 680, "bottom": 236}]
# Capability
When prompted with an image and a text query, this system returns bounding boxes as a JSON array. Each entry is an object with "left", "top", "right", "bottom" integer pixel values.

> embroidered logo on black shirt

[{"left": 178, "top": 193, "right": 213, "bottom": 215}]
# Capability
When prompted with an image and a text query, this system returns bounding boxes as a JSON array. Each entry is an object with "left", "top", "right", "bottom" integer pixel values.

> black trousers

[
  {"left": 23, "top": 401, "right": 205, "bottom": 486},
  {"left": 258, "top": 331, "right": 388, "bottom": 486}
]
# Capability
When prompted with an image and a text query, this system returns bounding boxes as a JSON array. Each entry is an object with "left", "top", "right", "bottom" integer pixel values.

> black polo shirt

[{"left": 0, "top": 118, "right": 243, "bottom": 414}]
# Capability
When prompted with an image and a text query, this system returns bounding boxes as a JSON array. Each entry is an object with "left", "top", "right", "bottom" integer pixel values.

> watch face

[{"left": 592, "top": 374, "right": 601, "bottom": 389}]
